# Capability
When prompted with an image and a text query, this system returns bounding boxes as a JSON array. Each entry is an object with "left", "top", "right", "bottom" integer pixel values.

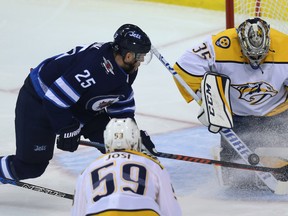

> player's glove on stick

[
  {"left": 197, "top": 72, "right": 233, "bottom": 133},
  {"left": 57, "top": 121, "right": 81, "bottom": 152},
  {"left": 140, "top": 130, "right": 156, "bottom": 155}
]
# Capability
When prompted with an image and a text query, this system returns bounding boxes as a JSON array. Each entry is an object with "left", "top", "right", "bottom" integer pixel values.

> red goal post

[{"left": 226, "top": 0, "right": 288, "bottom": 34}]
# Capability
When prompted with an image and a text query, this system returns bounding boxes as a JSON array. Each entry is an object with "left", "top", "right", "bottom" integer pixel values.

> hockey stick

[
  {"left": 80, "top": 140, "right": 288, "bottom": 175},
  {"left": 150, "top": 46, "right": 288, "bottom": 194},
  {"left": 0, "top": 177, "right": 73, "bottom": 200}
]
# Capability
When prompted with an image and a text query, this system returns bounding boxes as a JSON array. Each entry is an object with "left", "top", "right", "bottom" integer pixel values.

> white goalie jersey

[
  {"left": 71, "top": 150, "right": 182, "bottom": 216},
  {"left": 173, "top": 28, "right": 288, "bottom": 117}
]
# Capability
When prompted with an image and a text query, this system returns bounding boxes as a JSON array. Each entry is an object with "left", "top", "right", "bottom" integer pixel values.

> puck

[{"left": 248, "top": 153, "right": 260, "bottom": 165}]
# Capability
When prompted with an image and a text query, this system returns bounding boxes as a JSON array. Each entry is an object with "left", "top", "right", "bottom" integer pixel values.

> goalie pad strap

[{"left": 201, "top": 72, "right": 233, "bottom": 129}]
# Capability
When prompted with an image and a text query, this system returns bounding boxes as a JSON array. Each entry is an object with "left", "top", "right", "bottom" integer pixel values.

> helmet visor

[{"left": 135, "top": 51, "right": 153, "bottom": 65}]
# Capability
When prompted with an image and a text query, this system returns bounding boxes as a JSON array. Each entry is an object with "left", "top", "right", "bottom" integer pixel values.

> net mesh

[{"left": 234, "top": 0, "right": 288, "bottom": 34}]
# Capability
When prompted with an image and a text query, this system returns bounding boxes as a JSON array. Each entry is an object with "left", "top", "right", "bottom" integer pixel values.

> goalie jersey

[
  {"left": 71, "top": 150, "right": 182, "bottom": 216},
  {"left": 173, "top": 28, "right": 288, "bottom": 117}
]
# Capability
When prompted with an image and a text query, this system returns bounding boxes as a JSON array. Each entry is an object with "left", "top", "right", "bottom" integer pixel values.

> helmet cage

[{"left": 237, "top": 18, "right": 270, "bottom": 69}]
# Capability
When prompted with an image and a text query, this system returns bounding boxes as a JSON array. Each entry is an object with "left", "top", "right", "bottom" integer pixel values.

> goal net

[{"left": 226, "top": 0, "right": 288, "bottom": 34}]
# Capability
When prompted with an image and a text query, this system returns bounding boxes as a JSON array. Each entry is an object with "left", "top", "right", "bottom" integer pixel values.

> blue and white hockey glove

[{"left": 57, "top": 121, "right": 81, "bottom": 152}]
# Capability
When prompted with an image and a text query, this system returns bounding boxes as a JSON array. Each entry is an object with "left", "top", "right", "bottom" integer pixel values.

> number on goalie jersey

[
  {"left": 173, "top": 17, "right": 288, "bottom": 182},
  {"left": 71, "top": 118, "right": 182, "bottom": 216}
]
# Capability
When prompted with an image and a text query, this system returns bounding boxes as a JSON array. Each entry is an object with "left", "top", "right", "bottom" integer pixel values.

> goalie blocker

[{"left": 198, "top": 72, "right": 233, "bottom": 133}]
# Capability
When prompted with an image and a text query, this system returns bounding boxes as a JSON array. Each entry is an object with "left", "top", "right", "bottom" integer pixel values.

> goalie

[{"left": 173, "top": 17, "right": 288, "bottom": 187}]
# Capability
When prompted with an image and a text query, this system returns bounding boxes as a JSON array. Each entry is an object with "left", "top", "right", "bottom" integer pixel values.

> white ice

[{"left": 0, "top": 0, "right": 287, "bottom": 215}]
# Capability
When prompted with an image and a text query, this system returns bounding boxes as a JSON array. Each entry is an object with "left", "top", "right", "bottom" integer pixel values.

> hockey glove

[
  {"left": 140, "top": 130, "right": 156, "bottom": 155},
  {"left": 57, "top": 121, "right": 81, "bottom": 152}
]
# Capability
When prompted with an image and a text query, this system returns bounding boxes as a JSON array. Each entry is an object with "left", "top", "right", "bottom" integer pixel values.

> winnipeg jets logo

[
  {"left": 127, "top": 31, "right": 141, "bottom": 39},
  {"left": 232, "top": 81, "right": 278, "bottom": 105},
  {"left": 86, "top": 95, "right": 124, "bottom": 111},
  {"left": 98, "top": 99, "right": 115, "bottom": 109},
  {"left": 34, "top": 145, "right": 47, "bottom": 152},
  {"left": 101, "top": 57, "right": 114, "bottom": 75}
]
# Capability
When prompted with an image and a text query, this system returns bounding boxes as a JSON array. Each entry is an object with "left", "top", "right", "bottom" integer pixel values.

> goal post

[
  {"left": 225, "top": 0, "right": 234, "bottom": 29},
  {"left": 226, "top": 0, "right": 288, "bottom": 34}
]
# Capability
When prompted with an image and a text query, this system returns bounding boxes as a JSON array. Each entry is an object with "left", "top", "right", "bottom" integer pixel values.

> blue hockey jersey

[{"left": 29, "top": 42, "right": 136, "bottom": 132}]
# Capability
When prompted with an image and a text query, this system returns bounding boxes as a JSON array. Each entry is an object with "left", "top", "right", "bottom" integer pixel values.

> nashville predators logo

[
  {"left": 215, "top": 36, "right": 230, "bottom": 49},
  {"left": 232, "top": 82, "right": 278, "bottom": 105}
]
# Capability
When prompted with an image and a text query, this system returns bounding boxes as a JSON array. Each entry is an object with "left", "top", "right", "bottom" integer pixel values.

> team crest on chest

[
  {"left": 215, "top": 36, "right": 231, "bottom": 49},
  {"left": 86, "top": 95, "right": 123, "bottom": 111},
  {"left": 232, "top": 81, "right": 278, "bottom": 105}
]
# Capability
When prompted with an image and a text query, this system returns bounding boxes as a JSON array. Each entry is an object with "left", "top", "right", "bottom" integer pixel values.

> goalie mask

[
  {"left": 104, "top": 118, "right": 141, "bottom": 153},
  {"left": 237, "top": 18, "right": 270, "bottom": 69}
]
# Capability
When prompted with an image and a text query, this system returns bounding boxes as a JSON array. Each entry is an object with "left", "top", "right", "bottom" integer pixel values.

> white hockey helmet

[
  {"left": 237, "top": 17, "right": 270, "bottom": 69},
  {"left": 104, "top": 118, "right": 141, "bottom": 153}
]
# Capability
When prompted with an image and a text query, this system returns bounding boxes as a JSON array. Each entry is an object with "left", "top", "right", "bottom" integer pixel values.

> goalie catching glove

[{"left": 197, "top": 72, "right": 233, "bottom": 133}]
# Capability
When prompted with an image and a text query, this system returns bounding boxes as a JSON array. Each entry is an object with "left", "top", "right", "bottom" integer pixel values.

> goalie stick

[
  {"left": 80, "top": 140, "right": 288, "bottom": 176},
  {"left": 150, "top": 46, "right": 288, "bottom": 194},
  {"left": 0, "top": 177, "right": 73, "bottom": 200}
]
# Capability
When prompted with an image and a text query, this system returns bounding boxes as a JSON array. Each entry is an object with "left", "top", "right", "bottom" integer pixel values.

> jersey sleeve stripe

[
  {"left": 45, "top": 89, "right": 69, "bottom": 108},
  {"left": 55, "top": 77, "right": 80, "bottom": 103}
]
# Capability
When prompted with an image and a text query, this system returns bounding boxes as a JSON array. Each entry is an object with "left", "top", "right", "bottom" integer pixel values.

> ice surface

[{"left": 0, "top": 0, "right": 287, "bottom": 215}]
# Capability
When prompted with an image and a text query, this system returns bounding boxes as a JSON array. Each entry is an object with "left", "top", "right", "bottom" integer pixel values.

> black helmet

[{"left": 112, "top": 24, "right": 151, "bottom": 56}]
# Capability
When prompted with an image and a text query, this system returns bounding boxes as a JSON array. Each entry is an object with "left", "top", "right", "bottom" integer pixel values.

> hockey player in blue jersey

[{"left": 0, "top": 24, "right": 154, "bottom": 181}]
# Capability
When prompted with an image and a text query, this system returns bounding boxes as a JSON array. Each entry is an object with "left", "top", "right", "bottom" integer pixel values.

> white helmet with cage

[
  {"left": 104, "top": 118, "right": 141, "bottom": 153},
  {"left": 237, "top": 17, "right": 270, "bottom": 69}
]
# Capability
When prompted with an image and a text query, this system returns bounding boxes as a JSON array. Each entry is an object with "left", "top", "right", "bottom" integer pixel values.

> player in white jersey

[
  {"left": 71, "top": 118, "right": 182, "bottom": 216},
  {"left": 173, "top": 17, "right": 288, "bottom": 186}
]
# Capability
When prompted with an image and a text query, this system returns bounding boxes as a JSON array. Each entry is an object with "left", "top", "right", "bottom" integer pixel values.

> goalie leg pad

[{"left": 198, "top": 72, "right": 233, "bottom": 133}]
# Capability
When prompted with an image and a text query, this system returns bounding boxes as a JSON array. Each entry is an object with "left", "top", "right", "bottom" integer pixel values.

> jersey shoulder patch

[
  {"left": 212, "top": 28, "right": 244, "bottom": 62},
  {"left": 265, "top": 28, "right": 288, "bottom": 62}
]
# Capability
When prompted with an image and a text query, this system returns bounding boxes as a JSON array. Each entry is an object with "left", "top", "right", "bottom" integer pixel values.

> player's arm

[
  {"left": 106, "top": 89, "right": 136, "bottom": 119},
  {"left": 39, "top": 46, "right": 91, "bottom": 131},
  {"left": 173, "top": 40, "right": 215, "bottom": 103},
  {"left": 173, "top": 63, "right": 202, "bottom": 103},
  {"left": 42, "top": 66, "right": 91, "bottom": 152},
  {"left": 42, "top": 60, "right": 93, "bottom": 151}
]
